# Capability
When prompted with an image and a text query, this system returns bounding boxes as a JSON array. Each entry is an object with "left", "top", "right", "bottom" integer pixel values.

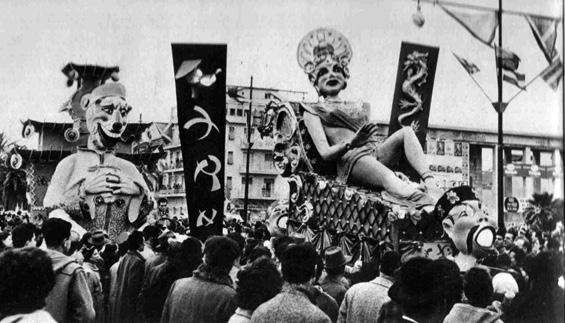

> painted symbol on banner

[
  {"left": 196, "top": 208, "right": 217, "bottom": 227},
  {"left": 184, "top": 106, "right": 219, "bottom": 140},
  {"left": 194, "top": 155, "right": 222, "bottom": 191}
]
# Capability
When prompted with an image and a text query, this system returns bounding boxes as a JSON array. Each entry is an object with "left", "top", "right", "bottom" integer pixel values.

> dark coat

[
  {"left": 160, "top": 267, "right": 237, "bottom": 323},
  {"left": 114, "top": 250, "right": 145, "bottom": 323}
]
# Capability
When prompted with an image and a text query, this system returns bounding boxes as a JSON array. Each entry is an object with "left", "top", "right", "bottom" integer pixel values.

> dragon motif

[{"left": 398, "top": 51, "right": 429, "bottom": 131}]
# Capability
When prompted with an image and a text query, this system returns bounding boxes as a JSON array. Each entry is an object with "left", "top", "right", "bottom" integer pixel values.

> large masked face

[
  {"left": 85, "top": 95, "right": 131, "bottom": 150},
  {"left": 314, "top": 60, "right": 347, "bottom": 98},
  {"left": 442, "top": 200, "right": 497, "bottom": 258}
]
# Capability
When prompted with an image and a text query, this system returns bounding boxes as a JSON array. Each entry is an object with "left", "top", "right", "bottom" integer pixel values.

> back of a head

[
  {"left": 0, "top": 247, "right": 55, "bottom": 316},
  {"left": 281, "top": 243, "right": 317, "bottom": 284},
  {"left": 12, "top": 223, "right": 35, "bottom": 248},
  {"left": 248, "top": 245, "right": 272, "bottom": 263},
  {"left": 177, "top": 236, "right": 203, "bottom": 271},
  {"left": 464, "top": 267, "right": 493, "bottom": 308},
  {"left": 204, "top": 235, "right": 242, "bottom": 271},
  {"left": 496, "top": 253, "right": 511, "bottom": 268},
  {"left": 433, "top": 259, "right": 463, "bottom": 307},
  {"left": 380, "top": 250, "right": 401, "bottom": 276},
  {"left": 127, "top": 230, "right": 144, "bottom": 251},
  {"left": 236, "top": 257, "right": 283, "bottom": 311},
  {"left": 227, "top": 232, "right": 245, "bottom": 255},
  {"left": 42, "top": 218, "right": 71, "bottom": 248},
  {"left": 142, "top": 225, "right": 161, "bottom": 243},
  {"left": 272, "top": 236, "right": 294, "bottom": 261}
]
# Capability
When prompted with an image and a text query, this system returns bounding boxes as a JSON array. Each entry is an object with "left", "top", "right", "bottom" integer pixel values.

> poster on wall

[{"left": 172, "top": 44, "right": 226, "bottom": 240}]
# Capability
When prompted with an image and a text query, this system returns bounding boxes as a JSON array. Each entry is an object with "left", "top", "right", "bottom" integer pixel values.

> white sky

[{"left": 0, "top": 0, "right": 562, "bottom": 142}]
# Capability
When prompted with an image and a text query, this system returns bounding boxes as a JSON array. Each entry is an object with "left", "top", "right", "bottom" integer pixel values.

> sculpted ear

[
  {"left": 442, "top": 218, "right": 454, "bottom": 239},
  {"left": 80, "top": 94, "right": 92, "bottom": 110}
]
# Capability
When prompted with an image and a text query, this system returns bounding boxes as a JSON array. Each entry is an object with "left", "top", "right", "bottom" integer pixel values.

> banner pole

[
  {"left": 243, "top": 76, "right": 253, "bottom": 223},
  {"left": 496, "top": 0, "right": 505, "bottom": 231}
]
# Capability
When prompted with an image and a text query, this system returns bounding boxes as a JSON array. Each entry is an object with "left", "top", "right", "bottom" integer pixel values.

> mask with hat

[{"left": 435, "top": 186, "right": 497, "bottom": 259}]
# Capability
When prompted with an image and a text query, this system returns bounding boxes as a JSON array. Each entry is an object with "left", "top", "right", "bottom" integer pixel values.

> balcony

[
  {"left": 239, "top": 164, "right": 279, "bottom": 176},
  {"left": 158, "top": 187, "right": 186, "bottom": 198},
  {"left": 162, "top": 161, "right": 184, "bottom": 173}
]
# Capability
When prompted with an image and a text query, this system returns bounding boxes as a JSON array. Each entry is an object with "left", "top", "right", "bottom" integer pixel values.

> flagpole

[
  {"left": 413, "top": 0, "right": 561, "bottom": 20},
  {"left": 243, "top": 76, "right": 253, "bottom": 224},
  {"left": 468, "top": 74, "right": 493, "bottom": 103},
  {"left": 496, "top": 0, "right": 505, "bottom": 231}
]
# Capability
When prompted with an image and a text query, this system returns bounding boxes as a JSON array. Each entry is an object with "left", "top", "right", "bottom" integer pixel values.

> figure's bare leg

[
  {"left": 376, "top": 127, "right": 428, "bottom": 176},
  {"left": 350, "top": 156, "right": 434, "bottom": 207}
]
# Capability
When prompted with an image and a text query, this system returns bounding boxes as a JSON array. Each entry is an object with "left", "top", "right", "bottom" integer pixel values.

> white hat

[{"left": 492, "top": 272, "right": 519, "bottom": 298}]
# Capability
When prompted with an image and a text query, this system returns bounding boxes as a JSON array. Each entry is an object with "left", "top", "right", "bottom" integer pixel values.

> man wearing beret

[{"left": 160, "top": 236, "right": 240, "bottom": 323}]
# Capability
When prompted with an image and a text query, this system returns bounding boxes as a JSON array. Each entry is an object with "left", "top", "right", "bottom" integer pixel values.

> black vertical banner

[
  {"left": 172, "top": 44, "right": 226, "bottom": 240},
  {"left": 388, "top": 42, "right": 439, "bottom": 147}
]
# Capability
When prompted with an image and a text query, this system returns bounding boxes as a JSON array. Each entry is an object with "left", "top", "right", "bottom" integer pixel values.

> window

[
  {"left": 229, "top": 108, "right": 236, "bottom": 116},
  {"left": 511, "top": 149, "right": 524, "bottom": 163},
  {"left": 228, "top": 126, "right": 235, "bottom": 140},
  {"left": 226, "top": 177, "right": 232, "bottom": 191},
  {"left": 262, "top": 178, "right": 274, "bottom": 197},
  {"left": 242, "top": 177, "right": 253, "bottom": 186},
  {"left": 236, "top": 109, "right": 243, "bottom": 116},
  {"left": 541, "top": 178, "right": 553, "bottom": 194},
  {"left": 540, "top": 151, "right": 553, "bottom": 166},
  {"left": 481, "top": 147, "right": 494, "bottom": 172},
  {"left": 227, "top": 152, "right": 233, "bottom": 165},
  {"left": 512, "top": 176, "right": 524, "bottom": 197}
]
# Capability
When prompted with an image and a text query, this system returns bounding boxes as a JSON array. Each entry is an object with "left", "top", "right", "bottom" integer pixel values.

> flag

[
  {"left": 452, "top": 52, "right": 480, "bottom": 75},
  {"left": 540, "top": 57, "right": 563, "bottom": 91},
  {"left": 495, "top": 46, "right": 526, "bottom": 89},
  {"left": 440, "top": 4, "right": 498, "bottom": 46},
  {"left": 494, "top": 45, "right": 521, "bottom": 71},
  {"left": 502, "top": 70, "right": 526, "bottom": 89},
  {"left": 526, "top": 15, "right": 559, "bottom": 63}
]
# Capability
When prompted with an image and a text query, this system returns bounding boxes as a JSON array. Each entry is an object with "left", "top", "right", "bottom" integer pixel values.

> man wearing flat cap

[{"left": 44, "top": 82, "right": 151, "bottom": 240}]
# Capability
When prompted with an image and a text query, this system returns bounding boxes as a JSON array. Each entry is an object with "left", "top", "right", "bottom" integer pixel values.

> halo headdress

[{"left": 297, "top": 28, "right": 353, "bottom": 84}]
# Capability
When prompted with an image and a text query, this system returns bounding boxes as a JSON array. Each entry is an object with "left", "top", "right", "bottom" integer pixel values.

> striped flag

[
  {"left": 495, "top": 46, "right": 526, "bottom": 89},
  {"left": 540, "top": 57, "right": 563, "bottom": 91},
  {"left": 452, "top": 52, "right": 480, "bottom": 75},
  {"left": 440, "top": 4, "right": 498, "bottom": 46},
  {"left": 526, "top": 15, "right": 559, "bottom": 63}
]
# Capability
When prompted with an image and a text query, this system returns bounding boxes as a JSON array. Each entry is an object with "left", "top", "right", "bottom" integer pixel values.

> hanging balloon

[
  {"left": 64, "top": 128, "right": 80, "bottom": 143},
  {"left": 10, "top": 153, "right": 23, "bottom": 169},
  {"left": 22, "top": 123, "right": 35, "bottom": 139}
]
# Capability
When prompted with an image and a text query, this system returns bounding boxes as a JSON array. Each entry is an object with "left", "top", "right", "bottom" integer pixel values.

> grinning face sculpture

[
  {"left": 314, "top": 60, "right": 347, "bottom": 98},
  {"left": 436, "top": 186, "right": 497, "bottom": 259},
  {"left": 83, "top": 83, "right": 132, "bottom": 151}
]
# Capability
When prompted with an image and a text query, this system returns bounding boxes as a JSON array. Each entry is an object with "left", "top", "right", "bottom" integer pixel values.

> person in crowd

[
  {"left": 338, "top": 251, "right": 401, "bottom": 323},
  {"left": 0, "top": 230, "right": 12, "bottom": 252},
  {"left": 0, "top": 248, "right": 57, "bottom": 323},
  {"left": 513, "top": 236, "right": 532, "bottom": 255},
  {"left": 144, "top": 230, "right": 172, "bottom": 276},
  {"left": 386, "top": 257, "right": 455, "bottom": 323},
  {"left": 11, "top": 223, "right": 36, "bottom": 248},
  {"left": 433, "top": 258, "right": 463, "bottom": 319},
  {"left": 161, "top": 236, "right": 241, "bottom": 323},
  {"left": 228, "top": 232, "right": 245, "bottom": 287},
  {"left": 114, "top": 230, "right": 145, "bottom": 323},
  {"left": 271, "top": 236, "right": 294, "bottom": 270},
  {"left": 140, "top": 225, "right": 160, "bottom": 260},
  {"left": 228, "top": 257, "right": 283, "bottom": 323},
  {"left": 444, "top": 266, "right": 502, "bottom": 323},
  {"left": 346, "top": 256, "right": 380, "bottom": 285},
  {"left": 139, "top": 236, "right": 202, "bottom": 323},
  {"left": 505, "top": 251, "right": 564, "bottom": 323},
  {"left": 81, "top": 246, "right": 104, "bottom": 323},
  {"left": 494, "top": 230, "right": 505, "bottom": 253},
  {"left": 503, "top": 231, "right": 515, "bottom": 250},
  {"left": 246, "top": 245, "right": 272, "bottom": 264},
  {"left": 251, "top": 243, "right": 332, "bottom": 323},
  {"left": 320, "top": 246, "right": 351, "bottom": 306},
  {"left": 42, "top": 218, "right": 95, "bottom": 323},
  {"left": 107, "top": 232, "right": 129, "bottom": 323}
]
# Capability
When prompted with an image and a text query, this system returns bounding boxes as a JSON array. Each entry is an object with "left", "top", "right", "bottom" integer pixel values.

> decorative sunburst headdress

[{"left": 297, "top": 28, "right": 353, "bottom": 84}]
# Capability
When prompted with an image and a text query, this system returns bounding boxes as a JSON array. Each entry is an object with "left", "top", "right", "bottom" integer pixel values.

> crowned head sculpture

[{"left": 297, "top": 28, "right": 352, "bottom": 98}]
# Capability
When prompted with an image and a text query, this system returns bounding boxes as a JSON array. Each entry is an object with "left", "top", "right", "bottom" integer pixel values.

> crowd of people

[{"left": 0, "top": 209, "right": 563, "bottom": 323}]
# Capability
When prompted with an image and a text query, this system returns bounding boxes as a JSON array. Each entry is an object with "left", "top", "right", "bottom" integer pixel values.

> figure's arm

[
  {"left": 303, "top": 112, "right": 379, "bottom": 161},
  {"left": 303, "top": 112, "right": 351, "bottom": 161}
]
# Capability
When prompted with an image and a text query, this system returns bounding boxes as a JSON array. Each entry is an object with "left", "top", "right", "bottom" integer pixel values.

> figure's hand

[
  {"left": 350, "top": 123, "right": 379, "bottom": 148},
  {"left": 83, "top": 173, "right": 114, "bottom": 195},
  {"left": 110, "top": 176, "right": 141, "bottom": 196}
]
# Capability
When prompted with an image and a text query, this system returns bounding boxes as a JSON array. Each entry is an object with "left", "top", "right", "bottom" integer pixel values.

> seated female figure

[{"left": 298, "top": 28, "right": 436, "bottom": 208}]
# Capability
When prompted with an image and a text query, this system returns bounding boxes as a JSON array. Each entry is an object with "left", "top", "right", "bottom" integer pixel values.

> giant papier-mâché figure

[
  {"left": 44, "top": 83, "right": 150, "bottom": 239},
  {"left": 434, "top": 186, "right": 497, "bottom": 271},
  {"left": 298, "top": 28, "right": 437, "bottom": 209}
]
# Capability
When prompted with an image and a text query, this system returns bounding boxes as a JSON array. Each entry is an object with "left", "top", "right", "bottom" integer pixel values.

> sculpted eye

[
  {"left": 317, "top": 67, "right": 329, "bottom": 78},
  {"left": 333, "top": 65, "right": 343, "bottom": 74},
  {"left": 102, "top": 106, "right": 114, "bottom": 114}
]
